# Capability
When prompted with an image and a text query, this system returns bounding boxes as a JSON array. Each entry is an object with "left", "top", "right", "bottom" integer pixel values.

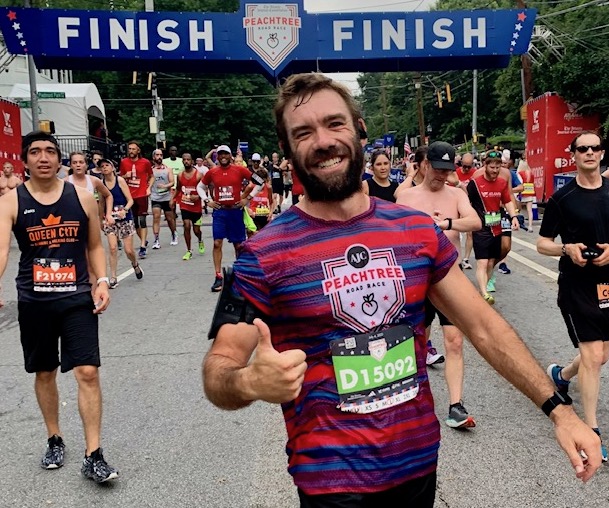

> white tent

[{"left": 7, "top": 83, "right": 106, "bottom": 137}]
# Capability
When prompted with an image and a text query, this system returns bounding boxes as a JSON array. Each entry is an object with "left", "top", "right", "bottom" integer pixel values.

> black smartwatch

[{"left": 541, "top": 391, "right": 573, "bottom": 417}]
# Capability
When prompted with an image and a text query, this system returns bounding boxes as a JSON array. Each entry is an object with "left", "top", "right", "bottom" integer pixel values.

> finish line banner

[{"left": 0, "top": 1, "right": 536, "bottom": 79}]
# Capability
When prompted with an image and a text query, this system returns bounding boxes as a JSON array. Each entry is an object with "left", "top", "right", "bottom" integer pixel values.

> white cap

[
  {"left": 252, "top": 153, "right": 261, "bottom": 161},
  {"left": 216, "top": 144, "right": 231, "bottom": 154}
]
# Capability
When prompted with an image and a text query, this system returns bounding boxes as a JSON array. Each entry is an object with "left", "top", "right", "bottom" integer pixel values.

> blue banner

[{"left": 0, "top": 2, "right": 536, "bottom": 78}]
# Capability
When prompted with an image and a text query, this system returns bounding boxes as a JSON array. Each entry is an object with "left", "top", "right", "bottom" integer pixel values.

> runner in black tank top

[{"left": 0, "top": 131, "right": 119, "bottom": 482}]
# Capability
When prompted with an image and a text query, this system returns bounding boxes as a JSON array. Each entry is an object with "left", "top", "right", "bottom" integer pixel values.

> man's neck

[
  {"left": 298, "top": 191, "right": 370, "bottom": 221},
  {"left": 576, "top": 168, "right": 602, "bottom": 189},
  {"left": 27, "top": 176, "right": 62, "bottom": 194}
]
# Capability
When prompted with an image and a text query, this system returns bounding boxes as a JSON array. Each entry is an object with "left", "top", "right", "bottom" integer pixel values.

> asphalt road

[{"left": 1, "top": 210, "right": 609, "bottom": 508}]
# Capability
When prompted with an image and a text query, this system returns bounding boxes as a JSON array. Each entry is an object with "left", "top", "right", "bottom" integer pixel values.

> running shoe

[
  {"left": 498, "top": 262, "right": 511, "bottom": 275},
  {"left": 462, "top": 258, "right": 473, "bottom": 270},
  {"left": 194, "top": 217, "right": 203, "bottom": 227},
  {"left": 133, "top": 264, "right": 144, "bottom": 280},
  {"left": 81, "top": 448, "right": 119, "bottom": 483},
  {"left": 446, "top": 402, "right": 476, "bottom": 429},
  {"left": 41, "top": 435, "right": 65, "bottom": 469},
  {"left": 592, "top": 429, "right": 608, "bottom": 463},
  {"left": 426, "top": 348, "right": 445, "bottom": 366},
  {"left": 108, "top": 277, "right": 119, "bottom": 289},
  {"left": 528, "top": 228, "right": 534, "bottom": 234},
  {"left": 546, "top": 363, "right": 570, "bottom": 393},
  {"left": 211, "top": 275, "right": 223, "bottom": 292},
  {"left": 152, "top": 239, "right": 161, "bottom": 250},
  {"left": 483, "top": 293, "right": 495, "bottom": 305},
  {"left": 198, "top": 241, "right": 205, "bottom": 255},
  {"left": 182, "top": 250, "right": 193, "bottom": 261},
  {"left": 170, "top": 232, "right": 179, "bottom": 246},
  {"left": 486, "top": 274, "right": 496, "bottom": 293},
  {"left": 138, "top": 246, "right": 146, "bottom": 259}
]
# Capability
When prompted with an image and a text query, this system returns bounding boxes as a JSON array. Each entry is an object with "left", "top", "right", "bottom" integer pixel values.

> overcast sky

[{"left": 302, "top": 0, "right": 438, "bottom": 92}]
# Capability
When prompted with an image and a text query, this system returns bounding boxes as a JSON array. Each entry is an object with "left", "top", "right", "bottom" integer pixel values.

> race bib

[
  {"left": 33, "top": 258, "right": 77, "bottom": 292},
  {"left": 484, "top": 211, "right": 501, "bottom": 227},
  {"left": 218, "top": 186, "right": 235, "bottom": 202},
  {"left": 523, "top": 182, "right": 534, "bottom": 195},
  {"left": 330, "top": 325, "right": 419, "bottom": 414},
  {"left": 597, "top": 283, "right": 609, "bottom": 309},
  {"left": 255, "top": 204, "right": 270, "bottom": 217},
  {"left": 157, "top": 186, "right": 169, "bottom": 194}
]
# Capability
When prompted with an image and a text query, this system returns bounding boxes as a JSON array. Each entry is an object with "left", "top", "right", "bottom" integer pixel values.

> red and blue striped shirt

[{"left": 233, "top": 197, "right": 457, "bottom": 495}]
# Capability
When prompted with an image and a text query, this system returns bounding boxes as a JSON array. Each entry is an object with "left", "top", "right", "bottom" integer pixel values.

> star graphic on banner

[
  {"left": 515, "top": 23, "right": 523, "bottom": 31},
  {"left": 12, "top": 22, "right": 20, "bottom": 30},
  {"left": 511, "top": 40, "right": 517, "bottom": 47},
  {"left": 513, "top": 32, "right": 519, "bottom": 39},
  {"left": 20, "top": 40, "right": 26, "bottom": 47},
  {"left": 7, "top": 10, "right": 17, "bottom": 21},
  {"left": 16, "top": 32, "right": 23, "bottom": 39},
  {"left": 517, "top": 11, "right": 527, "bottom": 22}
]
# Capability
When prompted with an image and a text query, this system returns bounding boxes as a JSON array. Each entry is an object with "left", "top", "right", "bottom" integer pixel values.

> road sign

[{"left": 37, "top": 91, "right": 65, "bottom": 99}]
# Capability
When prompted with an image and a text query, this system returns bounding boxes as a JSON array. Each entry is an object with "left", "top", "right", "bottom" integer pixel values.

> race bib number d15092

[{"left": 330, "top": 325, "right": 419, "bottom": 414}]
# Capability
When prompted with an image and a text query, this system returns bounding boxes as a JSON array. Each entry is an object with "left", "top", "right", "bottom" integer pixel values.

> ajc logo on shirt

[
  {"left": 26, "top": 213, "right": 80, "bottom": 248},
  {"left": 322, "top": 244, "right": 406, "bottom": 333}
]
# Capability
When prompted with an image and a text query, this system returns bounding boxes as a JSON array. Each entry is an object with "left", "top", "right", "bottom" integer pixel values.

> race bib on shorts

[
  {"left": 255, "top": 204, "right": 270, "bottom": 217},
  {"left": 484, "top": 211, "right": 501, "bottom": 227},
  {"left": 33, "top": 258, "right": 77, "bottom": 292},
  {"left": 523, "top": 182, "right": 534, "bottom": 196},
  {"left": 597, "top": 284, "right": 609, "bottom": 309},
  {"left": 330, "top": 325, "right": 418, "bottom": 414}
]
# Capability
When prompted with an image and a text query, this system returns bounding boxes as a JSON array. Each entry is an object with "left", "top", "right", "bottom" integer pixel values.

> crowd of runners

[{"left": 0, "top": 72, "right": 608, "bottom": 505}]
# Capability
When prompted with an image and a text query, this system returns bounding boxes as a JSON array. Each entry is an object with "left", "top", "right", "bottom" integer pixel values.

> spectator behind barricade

[{"left": 518, "top": 158, "right": 536, "bottom": 233}]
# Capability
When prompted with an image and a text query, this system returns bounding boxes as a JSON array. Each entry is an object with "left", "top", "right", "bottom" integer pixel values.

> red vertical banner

[
  {"left": 0, "top": 98, "right": 24, "bottom": 180},
  {"left": 527, "top": 93, "right": 599, "bottom": 201}
]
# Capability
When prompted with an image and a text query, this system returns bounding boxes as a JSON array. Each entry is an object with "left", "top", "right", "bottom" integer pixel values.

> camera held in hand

[{"left": 582, "top": 247, "right": 602, "bottom": 260}]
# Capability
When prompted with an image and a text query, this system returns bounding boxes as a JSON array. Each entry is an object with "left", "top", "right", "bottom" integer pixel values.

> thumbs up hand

[{"left": 244, "top": 318, "right": 307, "bottom": 404}]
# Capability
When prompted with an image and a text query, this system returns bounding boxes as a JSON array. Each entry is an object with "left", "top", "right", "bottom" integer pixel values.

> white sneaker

[
  {"left": 170, "top": 233, "right": 178, "bottom": 246},
  {"left": 462, "top": 259, "right": 473, "bottom": 270},
  {"left": 426, "top": 349, "right": 445, "bottom": 366},
  {"left": 152, "top": 239, "right": 161, "bottom": 249}
]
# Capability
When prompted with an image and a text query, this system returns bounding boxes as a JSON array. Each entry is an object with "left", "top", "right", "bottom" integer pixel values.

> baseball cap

[
  {"left": 216, "top": 144, "right": 231, "bottom": 154},
  {"left": 252, "top": 153, "right": 261, "bottom": 161},
  {"left": 427, "top": 141, "right": 456, "bottom": 170},
  {"left": 97, "top": 158, "right": 115, "bottom": 168}
]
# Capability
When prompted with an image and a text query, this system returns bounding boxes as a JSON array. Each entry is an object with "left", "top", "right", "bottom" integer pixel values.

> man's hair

[
  {"left": 91, "top": 149, "right": 103, "bottom": 157},
  {"left": 255, "top": 167, "right": 269, "bottom": 180},
  {"left": 21, "top": 130, "right": 61, "bottom": 161},
  {"left": 274, "top": 73, "right": 362, "bottom": 158},
  {"left": 413, "top": 146, "right": 428, "bottom": 166},
  {"left": 127, "top": 140, "right": 142, "bottom": 148},
  {"left": 569, "top": 130, "right": 603, "bottom": 152}
]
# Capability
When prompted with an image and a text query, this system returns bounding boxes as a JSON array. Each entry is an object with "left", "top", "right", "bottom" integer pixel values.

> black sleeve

[{"left": 538, "top": 196, "right": 561, "bottom": 239}]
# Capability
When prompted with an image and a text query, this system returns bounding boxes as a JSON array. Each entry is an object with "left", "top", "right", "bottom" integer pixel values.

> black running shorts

[
  {"left": 473, "top": 229, "right": 502, "bottom": 260},
  {"left": 18, "top": 292, "right": 100, "bottom": 373},
  {"left": 558, "top": 280, "right": 609, "bottom": 347},
  {"left": 181, "top": 209, "right": 202, "bottom": 223}
]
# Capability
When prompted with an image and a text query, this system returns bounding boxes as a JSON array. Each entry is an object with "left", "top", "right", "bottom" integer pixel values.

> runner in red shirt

[
  {"left": 171, "top": 154, "right": 205, "bottom": 261},
  {"left": 119, "top": 141, "right": 153, "bottom": 259},
  {"left": 456, "top": 152, "right": 476, "bottom": 269},
  {"left": 201, "top": 145, "right": 253, "bottom": 292},
  {"left": 467, "top": 151, "right": 519, "bottom": 304}
]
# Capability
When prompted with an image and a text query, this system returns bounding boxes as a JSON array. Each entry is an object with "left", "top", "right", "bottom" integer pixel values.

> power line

[{"left": 537, "top": 0, "right": 607, "bottom": 18}]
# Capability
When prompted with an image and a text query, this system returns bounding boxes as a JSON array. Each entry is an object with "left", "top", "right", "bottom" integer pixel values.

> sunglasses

[
  {"left": 574, "top": 145, "right": 603, "bottom": 154},
  {"left": 486, "top": 151, "right": 502, "bottom": 159},
  {"left": 462, "top": 164, "right": 472, "bottom": 169}
]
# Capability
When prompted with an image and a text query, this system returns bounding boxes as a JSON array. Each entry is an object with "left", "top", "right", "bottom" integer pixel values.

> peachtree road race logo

[
  {"left": 3, "top": 110, "right": 13, "bottom": 136},
  {"left": 322, "top": 244, "right": 406, "bottom": 333},
  {"left": 243, "top": 3, "right": 301, "bottom": 71}
]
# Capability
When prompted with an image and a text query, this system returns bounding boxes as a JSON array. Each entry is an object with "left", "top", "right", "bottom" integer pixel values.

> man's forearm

[
  {"left": 88, "top": 245, "right": 107, "bottom": 279},
  {"left": 203, "top": 353, "right": 254, "bottom": 410}
]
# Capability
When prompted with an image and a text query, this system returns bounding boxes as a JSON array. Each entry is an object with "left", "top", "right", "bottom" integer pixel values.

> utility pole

[
  {"left": 414, "top": 73, "right": 426, "bottom": 146},
  {"left": 517, "top": 0, "right": 533, "bottom": 102},
  {"left": 380, "top": 76, "right": 389, "bottom": 134},
  {"left": 24, "top": 0, "right": 39, "bottom": 131},
  {"left": 146, "top": 0, "right": 163, "bottom": 148},
  {"left": 472, "top": 69, "right": 478, "bottom": 155}
]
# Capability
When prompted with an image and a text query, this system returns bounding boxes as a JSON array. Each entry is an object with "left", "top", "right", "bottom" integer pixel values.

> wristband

[
  {"left": 446, "top": 218, "right": 453, "bottom": 231},
  {"left": 541, "top": 391, "right": 572, "bottom": 417},
  {"left": 97, "top": 277, "right": 110, "bottom": 285}
]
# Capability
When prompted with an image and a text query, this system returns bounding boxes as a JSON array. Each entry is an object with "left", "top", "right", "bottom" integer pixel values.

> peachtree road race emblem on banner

[
  {"left": 243, "top": 3, "right": 301, "bottom": 71},
  {"left": 322, "top": 244, "right": 406, "bottom": 333}
]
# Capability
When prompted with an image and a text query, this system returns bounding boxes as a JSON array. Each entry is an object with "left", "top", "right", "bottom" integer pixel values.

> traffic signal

[
  {"left": 445, "top": 83, "right": 452, "bottom": 103},
  {"left": 437, "top": 90, "right": 443, "bottom": 108}
]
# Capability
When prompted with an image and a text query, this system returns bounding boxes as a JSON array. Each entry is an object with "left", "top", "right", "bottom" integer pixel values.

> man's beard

[{"left": 292, "top": 137, "right": 363, "bottom": 202}]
